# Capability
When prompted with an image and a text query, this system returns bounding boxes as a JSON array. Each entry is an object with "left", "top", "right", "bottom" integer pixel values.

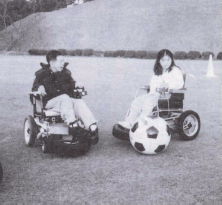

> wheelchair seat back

[
  {"left": 158, "top": 92, "right": 184, "bottom": 109},
  {"left": 30, "top": 93, "right": 62, "bottom": 122},
  {"left": 158, "top": 70, "right": 186, "bottom": 110}
]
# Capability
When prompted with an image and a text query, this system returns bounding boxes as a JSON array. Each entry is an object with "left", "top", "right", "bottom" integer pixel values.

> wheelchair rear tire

[
  {"left": 178, "top": 110, "right": 200, "bottom": 140},
  {"left": 24, "top": 116, "right": 38, "bottom": 147}
]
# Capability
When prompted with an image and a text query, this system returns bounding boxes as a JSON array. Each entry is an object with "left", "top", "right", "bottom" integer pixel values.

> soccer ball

[{"left": 129, "top": 116, "right": 171, "bottom": 154}]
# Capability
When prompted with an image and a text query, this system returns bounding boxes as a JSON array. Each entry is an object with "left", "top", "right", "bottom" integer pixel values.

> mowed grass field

[{"left": 0, "top": 55, "right": 221, "bottom": 204}]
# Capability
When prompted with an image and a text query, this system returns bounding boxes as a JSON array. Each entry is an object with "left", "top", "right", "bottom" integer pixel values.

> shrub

[
  {"left": 187, "top": 51, "right": 201, "bottom": 59},
  {"left": 58, "top": 49, "right": 67, "bottom": 55},
  {"left": 119, "top": 50, "right": 126, "bottom": 57},
  {"left": 66, "top": 50, "right": 76, "bottom": 56},
  {"left": 82, "top": 49, "right": 94, "bottom": 56},
  {"left": 135, "top": 50, "right": 147, "bottom": 59},
  {"left": 93, "top": 50, "right": 104, "bottom": 57},
  {"left": 75, "top": 49, "right": 82, "bottom": 56},
  {"left": 124, "top": 50, "right": 136, "bottom": 58},
  {"left": 28, "top": 49, "right": 48, "bottom": 55},
  {"left": 104, "top": 51, "right": 114, "bottom": 57},
  {"left": 174, "top": 51, "right": 188, "bottom": 59},
  {"left": 112, "top": 51, "right": 119, "bottom": 57},
  {"left": 112, "top": 50, "right": 126, "bottom": 57},
  {"left": 113, "top": 51, "right": 121, "bottom": 57},
  {"left": 217, "top": 52, "right": 222, "bottom": 60},
  {"left": 201, "top": 51, "right": 214, "bottom": 59},
  {"left": 144, "top": 51, "right": 157, "bottom": 59}
]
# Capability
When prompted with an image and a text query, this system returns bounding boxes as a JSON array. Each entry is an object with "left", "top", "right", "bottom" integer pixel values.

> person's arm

[
  {"left": 60, "top": 69, "right": 76, "bottom": 91},
  {"left": 169, "top": 68, "right": 184, "bottom": 89},
  {"left": 32, "top": 70, "right": 47, "bottom": 95},
  {"left": 32, "top": 70, "right": 43, "bottom": 91},
  {"left": 149, "top": 75, "right": 163, "bottom": 93}
]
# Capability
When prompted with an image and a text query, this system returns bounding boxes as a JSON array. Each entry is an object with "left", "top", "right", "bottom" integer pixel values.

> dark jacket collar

[{"left": 40, "top": 62, "right": 69, "bottom": 71}]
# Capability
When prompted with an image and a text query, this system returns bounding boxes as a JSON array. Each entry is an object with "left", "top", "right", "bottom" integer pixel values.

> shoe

[
  {"left": 118, "top": 121, "right": 131, "bottom": 129},
  {"left": 69, "top": 120, "right": 79, "bottom": 127},
  {"left": 68, "top": 120, "right": 80, "bottom": 136},
  {"left": 89, "top": 123, "right": 99, "bottom": 145}
]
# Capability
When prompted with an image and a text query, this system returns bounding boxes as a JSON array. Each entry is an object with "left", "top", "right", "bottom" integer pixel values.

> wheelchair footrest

[{"left": 112, "top": 124, "right": 130, "bottom": 141}]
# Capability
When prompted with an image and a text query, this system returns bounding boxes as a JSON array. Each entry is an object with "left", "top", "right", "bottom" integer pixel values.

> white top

[{"left": 149, "top": 66, "right": 184, "bottom": 94}]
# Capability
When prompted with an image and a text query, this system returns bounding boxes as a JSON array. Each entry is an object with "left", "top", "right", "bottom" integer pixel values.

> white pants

[
  {"left": 45, "top": 94, "right": 97, "bottom": 129},
  {"left": 124, "top": 93, "right": 159, "bottom": 127}
]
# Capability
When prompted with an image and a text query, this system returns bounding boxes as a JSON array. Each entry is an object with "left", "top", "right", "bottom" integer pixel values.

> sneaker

[
  {"left": 89, "top": 123, "right": 97, "bottom": 132},
  {"left": 118, "top": 121, "right": 131, "bottom": 129},
  {"left": 69, "top": 120, "right": 79, "bottom": 128},
  {"left": 68, "top": 120, "right": 80, "bottom": 136}
]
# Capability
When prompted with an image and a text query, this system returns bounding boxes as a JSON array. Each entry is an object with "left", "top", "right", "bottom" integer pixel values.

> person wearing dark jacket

[{"left": 32, "top": 50, "right": 98, "bottom": 144}]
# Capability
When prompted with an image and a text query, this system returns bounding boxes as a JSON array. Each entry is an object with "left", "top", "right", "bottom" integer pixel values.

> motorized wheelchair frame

[
  {"left": 113, "top": 73, "right": 201, "bottom": 141},
  {"left": 24, "top": 87, "right": 92, "bottom": 155}
]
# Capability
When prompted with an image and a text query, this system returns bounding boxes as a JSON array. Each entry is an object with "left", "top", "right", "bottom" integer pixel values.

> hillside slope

[{"left": 0, "top": 0, "right": 221, "bottom": 52}]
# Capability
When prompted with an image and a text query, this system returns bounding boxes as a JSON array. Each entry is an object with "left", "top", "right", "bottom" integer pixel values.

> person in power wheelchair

[
  {"left": 113, "top": 49, "right": 200, "bottom": 141},
  {"left": 24, "top": 50, "right": 98, "bottom": 154}
]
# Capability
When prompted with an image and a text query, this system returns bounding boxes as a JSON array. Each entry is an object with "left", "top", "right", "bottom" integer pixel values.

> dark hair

[
  {"left": 46, "top": 50, "right": 61, "bottom": 64},
  {"left": 153, "top": 49, "right": 175, "bottom": 75}
]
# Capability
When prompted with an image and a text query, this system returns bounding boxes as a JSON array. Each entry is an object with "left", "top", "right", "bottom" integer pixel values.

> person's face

[
  {"left": 50, "top": 56, "right": 65, "bottom": 72},
  {"left": 160, "top": 54, "right": 172, "bottom": 72}
]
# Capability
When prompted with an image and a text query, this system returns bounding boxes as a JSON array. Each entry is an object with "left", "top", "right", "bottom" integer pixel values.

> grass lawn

[{"left": 0, "top": 55, "right": 221, "bottom": 204}]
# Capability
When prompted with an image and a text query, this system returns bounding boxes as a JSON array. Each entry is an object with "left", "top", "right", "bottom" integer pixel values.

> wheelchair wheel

[
  {"left": 0, "top": 162, "right": 3, "bottom": 182},
  {"left": 24, "top": 116, "right": 38, "bottom": 147},
  {"left": 178, "top": 110, "right": 200, "bottom": 140},
  {"left": 78, "top": 139, "right": 91, "bottom": 155},
  {"left": 41, "top": 136, "right": 53, "bottom": 153},
  {"left": 75, "top": 131, "right": 91, "bottom": 155}
]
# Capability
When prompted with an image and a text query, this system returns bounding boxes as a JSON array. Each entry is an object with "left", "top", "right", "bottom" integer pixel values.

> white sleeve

[
  {"left": 149, "top": 75, "right": 162, "bottom": 93},
  {"left": 170, "top": 68, "right": 184, "bottom": 89}
]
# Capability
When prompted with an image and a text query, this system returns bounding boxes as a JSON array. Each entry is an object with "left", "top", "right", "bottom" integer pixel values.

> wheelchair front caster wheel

[
  {"left": 41, "top": 137, "right": 53, "bottom": 153},
  {"left": 24, "top": 116, "right": 38, "bottom": 147},
  {"left": 178, "top": 110, "right": 201, "bottom": 140}
]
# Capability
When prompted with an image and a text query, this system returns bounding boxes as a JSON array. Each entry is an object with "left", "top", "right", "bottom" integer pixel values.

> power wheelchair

[
  {"left": 113, "top": 73, "right": 201, "bottom": 141},
  {"left": 24, "top": 87, "right": 94, "bottom": 155}
]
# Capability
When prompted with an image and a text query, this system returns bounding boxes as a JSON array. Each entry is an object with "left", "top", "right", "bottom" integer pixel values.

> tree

[{"left": 0, "top": 0, "right": 11, "bottom": 30}]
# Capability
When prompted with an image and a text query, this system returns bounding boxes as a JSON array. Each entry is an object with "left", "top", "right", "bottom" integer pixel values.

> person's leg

[
  {"left": 72, "top": 99, "right": 97, "bottom": 129},
  {"left": 45, "top": 94, "right": 77, "bottom": 125},
  {"left": 119, "top": 94, "right": 147, "bottom": 128},
  {"left": 119, "top": 93, "right": 159, "bottom": 128},
  {"left": 45, "top": 96, "right": 61, "bottom": 113},
  {"left": 139, "top": 93, "right": 159, "bottom": 119},
  {"left": 72, "top": 98, "right": 99, "bottom": 144}
]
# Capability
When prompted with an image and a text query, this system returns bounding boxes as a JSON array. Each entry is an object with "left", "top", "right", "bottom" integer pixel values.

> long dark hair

[{"left": 153, "top": 49, "right": 175, "bottom": 75}]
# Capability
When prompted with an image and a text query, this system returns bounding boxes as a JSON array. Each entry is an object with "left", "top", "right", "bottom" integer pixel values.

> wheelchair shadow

[
  {"left": 33, "top": 139, "right": 91, "bottom": 158},
  {"left": 170, "top": 132, "right": 182, "bottom": 141}
]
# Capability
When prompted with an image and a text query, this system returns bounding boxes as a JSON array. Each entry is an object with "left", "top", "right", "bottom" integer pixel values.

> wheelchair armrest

[
  {"left": 29, "top": 91, "right": 44, "bottom": 108},
  {"left": 30, "top": 91, "right": 44, "bottom": 97},
  {"left": 140, "top": 85, "right": 150, "bottom": 93},
  {"left": 169, "top": 88, "right": 186, "bottom": 94},
  {"left": 30, "top": 92, "right": 45, "bottom": 116}
]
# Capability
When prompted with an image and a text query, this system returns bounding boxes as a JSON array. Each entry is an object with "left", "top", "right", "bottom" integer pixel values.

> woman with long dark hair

[{"left": 118, "top": 49, "right": 184, "bottom": 129}]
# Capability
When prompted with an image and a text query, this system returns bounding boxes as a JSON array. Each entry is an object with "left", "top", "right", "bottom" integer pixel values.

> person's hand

[
  {"left": 38, "top": 85, "right": 46, "bottom": 96},
  {"left": 75, "top": 82, "right": 84, "bottom": 88},
  {"left": 156, "top": 87, "right": 168, "bottom": 93},
  {"left": 160, "top": 81, "right": 169, "bottom": 89}
]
